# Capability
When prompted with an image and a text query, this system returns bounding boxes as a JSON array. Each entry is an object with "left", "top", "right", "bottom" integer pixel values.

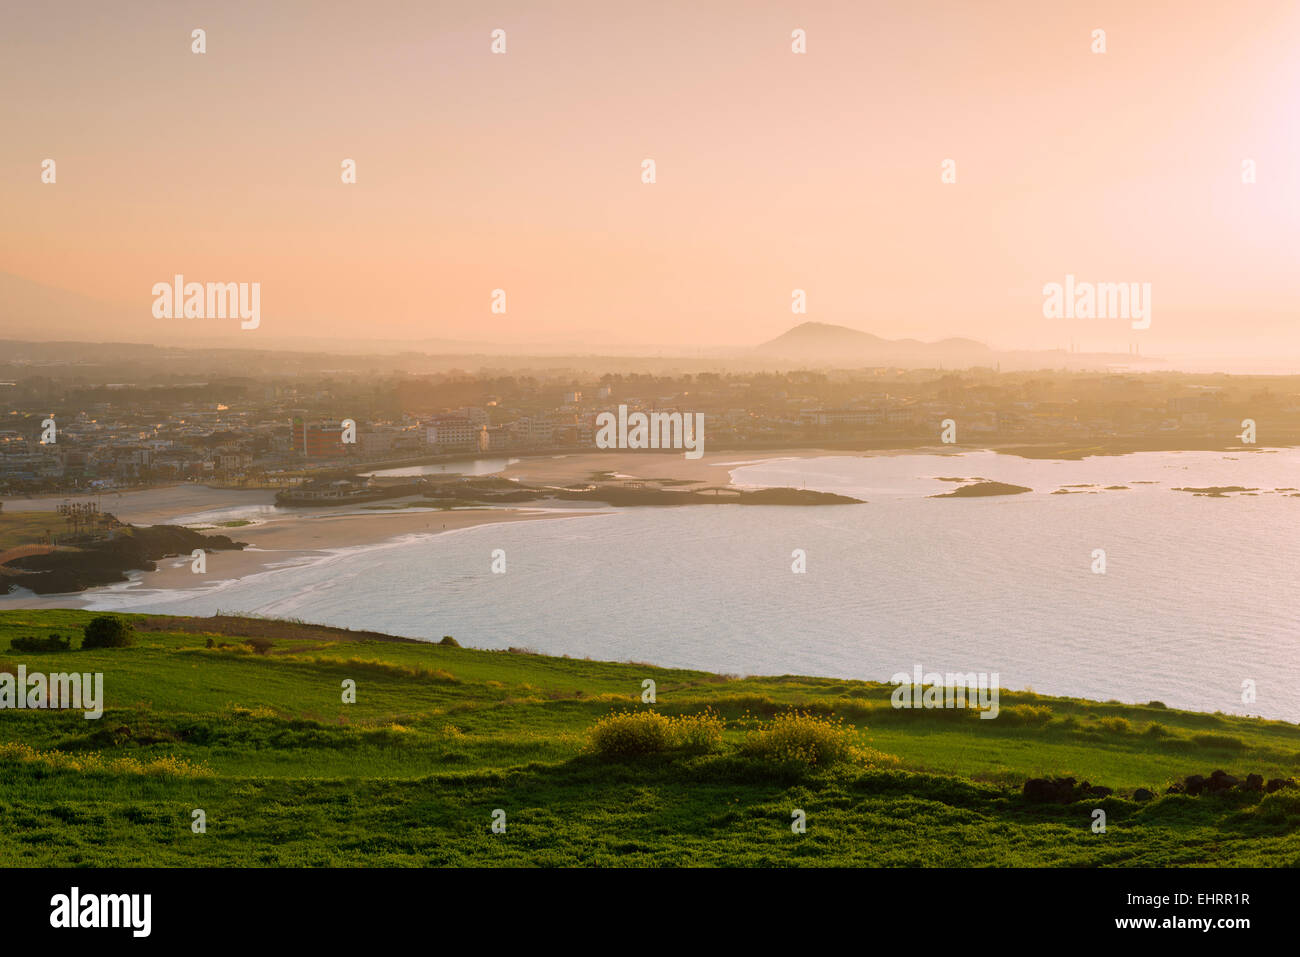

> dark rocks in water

[
  {"left": 1171, "top": 486, "right": 1258, "bottom": 498},
  {"left": 4, "top": 524, "right": 245, "bottom": 595},
  {"left": 931, "top": 481, "right": 1032, "bottom": 499},
  {"left": 432, "top": 477, "right": 866, "bottom": 507},
  {"left": 555, "top": 485, "right": 863, "bottom": 507},
  {"left": 730, "top": 487, "right": 863, "bottom": 505}
]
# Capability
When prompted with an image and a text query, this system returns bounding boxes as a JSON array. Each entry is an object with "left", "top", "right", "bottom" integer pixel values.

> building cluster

[{"left": 1, "top": 369, "right": 1293, "bottom": 493}]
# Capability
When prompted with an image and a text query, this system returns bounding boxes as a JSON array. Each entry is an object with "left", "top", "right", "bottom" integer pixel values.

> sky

[{"left": 2, "top": 0, "right": 1298, "bottom": 358}]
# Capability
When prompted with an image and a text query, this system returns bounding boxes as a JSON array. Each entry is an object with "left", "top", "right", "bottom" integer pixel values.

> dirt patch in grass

[{"left": 134, "top": 614, "right": 424, "bottom": 645}]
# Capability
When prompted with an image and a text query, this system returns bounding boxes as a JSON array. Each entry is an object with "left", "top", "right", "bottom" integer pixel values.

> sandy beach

[
  {"left": 0, "top": 505, "right": 609, "bottom": 609},
  {"left": 0, "top": 448, "right": 867, "bottom": 606},
  {"left": 0, "top": 478, "right": 622, "bottom": 607}
]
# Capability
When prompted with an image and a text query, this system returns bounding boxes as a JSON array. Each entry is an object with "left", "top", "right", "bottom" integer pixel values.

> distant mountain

[
  {"left": 756, "top": 322, "right": 992, "bottom": 364},
  {"left": 0, "top": 272, "right": 145, "bottom": 341}
]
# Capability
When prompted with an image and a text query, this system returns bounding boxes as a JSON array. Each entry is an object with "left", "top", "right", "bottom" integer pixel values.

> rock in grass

[
  {"left": 1207, "top": 770, "right": 1240, "bottom": 793},
  {"left": 1023, "top": 777, "right": 1079, "bottom": 804}
]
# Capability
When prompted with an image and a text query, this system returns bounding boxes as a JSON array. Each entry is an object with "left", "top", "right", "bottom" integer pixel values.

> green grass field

[
  {"left": 0, "top": 512, "right": 66, "bottom": 550},
  {"left": 1, "top": 609, "right": 1297, "bottom": 866}
]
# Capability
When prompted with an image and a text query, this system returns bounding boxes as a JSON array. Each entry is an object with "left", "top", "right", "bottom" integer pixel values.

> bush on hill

[
  {"left": 10, "top": 634, "right": 72, "bottom": 652},
  {"left": 741, "top": 711, "right": 881, "bottom": 770},
  {"left": 588, "top": 709, "right": 725, "bottom": 757},
  {"left": 81, "top": 615, "right": 135, "bottom": 649}
]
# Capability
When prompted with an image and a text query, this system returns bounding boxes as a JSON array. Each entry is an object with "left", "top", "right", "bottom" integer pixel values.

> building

[
  {"left": 276, "top": 475, "right": 372, "bottom": 503},
  {"left": 358, "top": 427, "right": 396, "bottom": 455},
  {"left": 800, "top": 409, "right": 883, "bottom": 428},
  {"left": 425, "top": 417, "right": 478, "bottom": 451},
  {"left": 513, "top": 415, "right": 555, "bottom": 447},
  {"left": 291, "top": 418, "right": 346, "bottom": 457},
  {"left": 799, "top": 408, "right": 917, "bottom": 429}
]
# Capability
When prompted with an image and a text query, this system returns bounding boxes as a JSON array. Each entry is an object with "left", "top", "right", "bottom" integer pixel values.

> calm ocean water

[{"left": 65, "top": 449, "right": 1300, "bottom": 721}]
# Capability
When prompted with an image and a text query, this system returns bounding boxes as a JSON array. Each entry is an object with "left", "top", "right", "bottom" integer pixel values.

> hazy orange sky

[{"left": 2, "top": 0, "right": 1297, "bottom": 357}]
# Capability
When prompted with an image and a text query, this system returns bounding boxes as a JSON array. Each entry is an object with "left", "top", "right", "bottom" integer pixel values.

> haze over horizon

[{"left": 3, "top": 0, "right": 1298, "bottom": 363}]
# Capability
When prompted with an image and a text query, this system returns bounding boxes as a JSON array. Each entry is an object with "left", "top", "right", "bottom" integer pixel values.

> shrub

[
  {"left": 589, "top": 710, "right": 674, "bottom": 757},
  {"left": 81, "top": 615, "right": 135, "bottom": 649},
  {"left": 0, "top": 742, "right": 210, "bottom": 778},
  {"left": 1095, "top": 716, "right": 1133, "bottom": 735},
  {"left": 10, "top": 634, "right": 72, "bottom": 653},
  {"left": 741, "top": 711, "right": 868, "bottom": 769},
  {"left": 439, "top": 635, "right": 460, "bottom": 647},
  {"left": 278, "top": 655, "right": 457, "bottom": 683},
  {"left": 587, "top": 708, "right": 726, "bottom": 758},
  {"left": 667, "top": 708, "right": 725, "bottom": 753},
  {"left": 998, "top": 704, "right": 1053, "bottom": 727}
]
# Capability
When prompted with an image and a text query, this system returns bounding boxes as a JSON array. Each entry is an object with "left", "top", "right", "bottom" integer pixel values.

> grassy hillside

[{"left": 1, "top": 609, "right": 1298, "bottom": 866}]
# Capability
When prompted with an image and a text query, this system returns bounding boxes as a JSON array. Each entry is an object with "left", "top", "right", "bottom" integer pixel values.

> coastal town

[{"left": 3, "top": 344, "right": 1298, "bottom": 496}]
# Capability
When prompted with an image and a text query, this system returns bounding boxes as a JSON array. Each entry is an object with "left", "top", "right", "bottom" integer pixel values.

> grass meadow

[{"left": 1, "top": 609, "right": 1298, "bottom": 866}]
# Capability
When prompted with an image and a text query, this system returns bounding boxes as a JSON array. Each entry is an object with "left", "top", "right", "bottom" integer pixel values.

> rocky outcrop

[
  {"left": 1167, "top": 770, "right": 1294, "bottom": 797},
  {"left": 1025, "top": 771, "right": 1293, "bottom": 804},
  {"left": 1024, "top": 777, "right": 1088, "bottom": 803},
  {"left": 3, "top": 525, "right": 245, "bottom": 595},
  {"left": 931, "top": 481, "right": 1032, "bottom": 499}
]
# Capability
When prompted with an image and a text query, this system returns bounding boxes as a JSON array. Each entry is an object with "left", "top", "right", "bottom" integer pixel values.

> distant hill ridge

[{"left": 756, "top": 322, "right": 992, "bottom": 362}]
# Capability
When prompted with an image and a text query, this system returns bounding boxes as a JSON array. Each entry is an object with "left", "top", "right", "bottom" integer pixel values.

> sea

[{"left": 19, "top": 449, "right": 1300, "bottom": 721}]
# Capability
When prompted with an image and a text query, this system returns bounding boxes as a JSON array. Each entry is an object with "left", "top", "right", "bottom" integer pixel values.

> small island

[
  {"left": 931, "top": 481, "right": 1032, "bottom": 498},
  {"left": 416, "top": 477, "right": 863, "bottom": 508},
  {"left": 1172, "top": 486, "right": 1258, "bottom": 497}
]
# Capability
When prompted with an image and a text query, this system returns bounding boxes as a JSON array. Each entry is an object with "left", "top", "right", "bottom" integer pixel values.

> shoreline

[
  {"left": 5, "top": 436, "right": 1287, "bottom": 506},
  {"left": 0, "top": 506, "right": 612, "bottom": 609},
  {"left": 3, "top": 444, "right": 1292, "bottom": 607}
]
